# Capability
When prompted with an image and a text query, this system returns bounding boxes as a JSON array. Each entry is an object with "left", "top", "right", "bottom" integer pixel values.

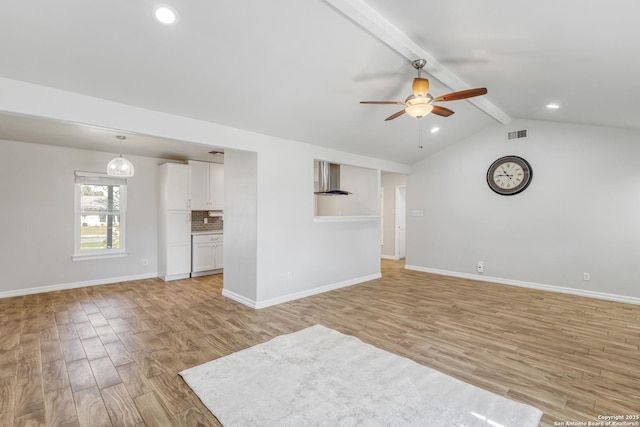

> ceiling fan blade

[
  {"left": 384, "top": 109, "right": 406, "bottom": 121},
  {"left": 434, "top": 88, "right": 488, "bottom": 102},
  {"left": 431, "top": 106, "right": 455, "bottom": 117},
  {"left": 360, "top": 101, "right": 405, "bottom": 105}
]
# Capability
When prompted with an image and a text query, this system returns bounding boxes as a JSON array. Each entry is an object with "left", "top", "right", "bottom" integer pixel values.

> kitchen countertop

[{"left": 191, "top": 231, "right": 223, "bottom": 235}]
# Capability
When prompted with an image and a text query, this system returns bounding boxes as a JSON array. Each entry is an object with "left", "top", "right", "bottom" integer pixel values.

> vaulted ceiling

[{"left": 1, "top": 1, "right": 638, "bottom": 165}]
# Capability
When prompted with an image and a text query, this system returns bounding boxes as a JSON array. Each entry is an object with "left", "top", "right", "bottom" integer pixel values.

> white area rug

[{"left": 180, "top": 325, "right": 543, "bottom": 427}]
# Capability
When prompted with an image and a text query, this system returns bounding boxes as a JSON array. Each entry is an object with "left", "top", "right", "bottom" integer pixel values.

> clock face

[{"left": 487, "top": 156, "right": 532, "bottom": 196}]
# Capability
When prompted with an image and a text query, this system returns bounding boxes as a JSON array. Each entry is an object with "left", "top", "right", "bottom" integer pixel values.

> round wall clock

[{"left": 486, "top": 155, "right": 533, "bottom": 196}]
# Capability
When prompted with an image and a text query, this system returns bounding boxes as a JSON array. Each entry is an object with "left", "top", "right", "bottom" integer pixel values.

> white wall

[
  {"left": 381, "top": 173, "right": 407, "bottom": 258},
  {"left": 0, "top": 139, "right": 159, "bottom": 295},
  {"left": 406, "top": 119, "right": 640, "bottom": 301},
  {"left": 0, "top": 77, "right": 410, "bottom": 304},
  {"left": 223, "top": 149, "right": 258, "bottom": 302},
  {"left": 255, "top": 145, "right": 382, "bottom": 305}
]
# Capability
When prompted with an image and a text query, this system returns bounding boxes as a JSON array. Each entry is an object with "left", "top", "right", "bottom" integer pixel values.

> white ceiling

[{"left": 1, "top": 0, "right": 639, "bottom": 165}]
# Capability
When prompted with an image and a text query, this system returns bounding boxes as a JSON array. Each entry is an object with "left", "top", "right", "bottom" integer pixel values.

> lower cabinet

[
  {"left": 167, "top": 242, "right": 191, "bottom": 276},
  {"left": 160, "top": 210, "right": 191, "bottom": 281},
  {"left": 213, "top": 243, "right": 224, "bottom": 269},
  {"left": 192, "top": 234, "right": 223, "bottom": 276}
]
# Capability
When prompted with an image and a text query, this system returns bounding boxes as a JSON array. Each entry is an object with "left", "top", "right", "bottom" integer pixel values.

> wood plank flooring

[{"left": 1, "top": 259, "right": 639, "bottom": 426}]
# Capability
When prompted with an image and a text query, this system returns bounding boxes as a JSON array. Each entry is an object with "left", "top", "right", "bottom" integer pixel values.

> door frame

[{"left": 394, "top": 185, "right": 406, "bottom": 260}]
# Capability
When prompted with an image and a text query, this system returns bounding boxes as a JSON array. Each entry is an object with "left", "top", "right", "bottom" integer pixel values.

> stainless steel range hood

[{"left": 314, "top": 161, "right": 351, "bottom": 196}]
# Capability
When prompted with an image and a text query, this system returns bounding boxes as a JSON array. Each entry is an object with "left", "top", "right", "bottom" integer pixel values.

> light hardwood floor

[{"left": 1, "top": 259, "right": 639, "bottom": 426}]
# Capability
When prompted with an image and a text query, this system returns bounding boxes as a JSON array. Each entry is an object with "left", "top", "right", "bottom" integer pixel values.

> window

[{"left": 73, "top": 172, "right": 128, "bottom": 260}]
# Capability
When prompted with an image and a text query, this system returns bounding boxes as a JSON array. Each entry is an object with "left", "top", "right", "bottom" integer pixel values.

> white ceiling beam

[{"left": 325, "top": 0, "right": 511, "bottom": 124}]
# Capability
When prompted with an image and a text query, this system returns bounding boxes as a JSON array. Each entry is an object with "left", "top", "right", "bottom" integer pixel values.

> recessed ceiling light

[
  {"left": 154, "top": 6, "right": 177, "bottom": 24},
  {"left": 545, "top": 103, "right": 560, "bottom": 109},
  {"left": 430, "top": 127, "right": 440, "bottom": 133}
]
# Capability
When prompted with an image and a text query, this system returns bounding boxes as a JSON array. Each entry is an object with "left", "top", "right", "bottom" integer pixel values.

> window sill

[{"left": 72, "top": 252, "right": 128, "bottom": 262}]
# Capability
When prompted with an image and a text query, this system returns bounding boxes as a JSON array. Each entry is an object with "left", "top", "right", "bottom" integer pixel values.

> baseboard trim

[
  {"left": 221, "top": 289, "right": 258, "bottom": 308},
  {"left": 405, "top": 265, "right": 640, "bottom": 306},
  {"left": 381, "top": 255, "right": 400, "bottom": 260},
  {"left": 190, "top": 269, "right": 222, "bottom": 278},
  {"left": 0, "top": 272, "right": 159, "bottom": 299},
  {"left": 161, "top": 273, "right": 191, "bottom": 281},
  {"left": 222, "top": 273, "right": 382, "bottom": 310}
]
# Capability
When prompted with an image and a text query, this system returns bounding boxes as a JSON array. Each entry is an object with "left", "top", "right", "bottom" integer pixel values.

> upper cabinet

[
  {"left": 209, "top": 163, "right": 224, "bottom": 210},
  {"left": 159, "top": 163, "right": 190, "bottom": 210},
  {"left": 189, "top": 160, "right": 224, "bottom": 211},
  {"left": 189, "top": 161, "right": 209, "bottom": 210}
]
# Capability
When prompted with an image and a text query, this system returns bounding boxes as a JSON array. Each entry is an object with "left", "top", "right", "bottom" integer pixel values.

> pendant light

[{"left": 107, "top": 135, "right": 135, "bottom": 177}]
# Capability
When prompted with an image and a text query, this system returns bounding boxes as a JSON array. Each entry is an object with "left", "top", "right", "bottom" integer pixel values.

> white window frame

[{"left": 73, "top": 171, "right": 128, "bottom": 261}]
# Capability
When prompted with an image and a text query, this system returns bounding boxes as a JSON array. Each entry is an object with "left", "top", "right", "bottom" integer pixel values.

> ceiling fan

[{"left": 360, "top": 59, "right": 488, "bottom": 121}]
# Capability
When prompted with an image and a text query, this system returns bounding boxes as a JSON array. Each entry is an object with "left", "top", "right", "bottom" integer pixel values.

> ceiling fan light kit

[
  {"left": 405, "top": 95, "right": 434, "bottom": 118},
  {"left": 361, "top": 59, "right": 488, "bottom": 121},
  {"left": 412, "top": 77, "right": 429, "bottom": 97}
]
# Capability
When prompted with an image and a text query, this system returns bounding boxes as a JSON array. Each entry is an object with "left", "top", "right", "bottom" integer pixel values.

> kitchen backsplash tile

[{"left": 191, "top": 211, "right": 223, "bottom": 232}]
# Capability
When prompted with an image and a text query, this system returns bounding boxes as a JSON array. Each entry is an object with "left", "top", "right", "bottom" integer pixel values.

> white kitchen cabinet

[
  {"left": 189, "top": 160, "right": 209, "bottom": 210},
  {"left": 166, "top": 211, "right": 191, "bottom": 242},
  {"left": 209, "top": 163, "right": 224, "bottom": 210},
  {"left": 166, "top": 242, "right": 191, "bottom": 276},
  {"left": 191, "top": 233, "right": 223, "bottom": 276},
  {"left": 189, "top": 161, "right": 224, "bottom": 211},
  {"left": 213, "top": 240, "right": 224, "bottom": 269},
  {"left": 159, "top": 163, "right": 192, "bottom": 281},
  {"left": 162, "top": 163, "right": 191, "bottom": 210}
]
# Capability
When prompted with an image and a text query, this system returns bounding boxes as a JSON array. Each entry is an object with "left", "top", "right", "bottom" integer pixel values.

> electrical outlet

[
  {"left": 204, "top": 218, "right": 208, "bottom": 224},
  {"left": 477, "top": 261, "right": 484, "bottom": 273},
  {"left": 286, "top": 272, "right": 293, "bottom": 280},
  {"left": 142, "top": 259, "right": 149, "bottom": 266},
  {"left": 583, "top": 272, "right": 590, "bottom": 281}
]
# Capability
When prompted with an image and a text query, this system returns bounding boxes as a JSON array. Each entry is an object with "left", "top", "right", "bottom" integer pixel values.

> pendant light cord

[{"left": 116, "top": 135, "right": 126, "bottom": 157}]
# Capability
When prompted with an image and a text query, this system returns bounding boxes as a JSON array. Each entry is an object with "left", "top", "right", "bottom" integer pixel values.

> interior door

[{"left": 395, "top": 186, "right": 406, "bottom": 259}]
